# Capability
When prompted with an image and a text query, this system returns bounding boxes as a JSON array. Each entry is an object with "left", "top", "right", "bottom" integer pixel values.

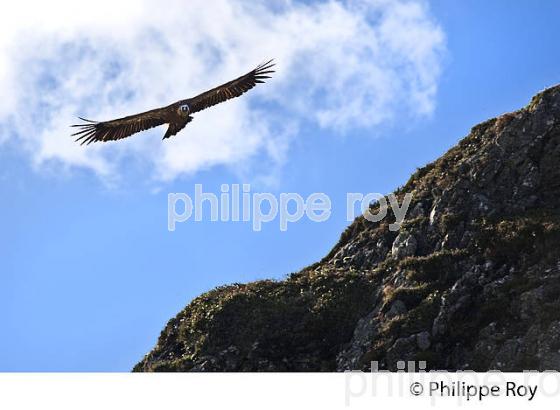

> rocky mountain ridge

[{"left": 135, "top": 85, "right": 560, "bottom": 372}]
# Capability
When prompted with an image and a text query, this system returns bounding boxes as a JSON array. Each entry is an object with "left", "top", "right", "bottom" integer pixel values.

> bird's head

[{"left": 178, "top": 104, "right": 190, "bottom": 116}]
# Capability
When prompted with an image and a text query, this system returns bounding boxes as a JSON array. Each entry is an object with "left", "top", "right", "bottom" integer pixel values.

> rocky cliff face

[{"left": 134, "top": 85, "right": 560, "bottom": 372}]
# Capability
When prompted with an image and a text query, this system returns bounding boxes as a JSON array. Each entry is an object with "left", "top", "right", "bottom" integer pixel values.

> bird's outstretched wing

[
  {"left": 71, "top": 108, "right": 168, "bottom": 145},
  {"left": 187, "top": 60, "right": 275, "bottom": 114}
]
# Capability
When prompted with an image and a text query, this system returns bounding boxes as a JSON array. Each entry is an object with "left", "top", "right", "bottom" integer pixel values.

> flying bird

[{"left": 71, "top": 60, "right": 275, "bottom": 145}]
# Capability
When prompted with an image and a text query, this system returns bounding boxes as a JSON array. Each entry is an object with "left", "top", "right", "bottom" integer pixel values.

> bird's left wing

[
  {"left": 71, "top": 107, "right": 168, "bottom": 145},
  {"left": 187, "top": 60, "right": 275, "bottom": 114}
]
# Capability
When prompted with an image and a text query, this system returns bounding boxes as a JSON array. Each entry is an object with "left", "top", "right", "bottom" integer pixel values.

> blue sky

[{"left": 1, "top": 0, "right": 559, "bottom": 371}]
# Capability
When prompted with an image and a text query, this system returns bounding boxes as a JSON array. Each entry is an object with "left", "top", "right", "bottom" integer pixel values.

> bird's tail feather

[{"left": 163, "top": 116, "right": 192, "bottom": 140}]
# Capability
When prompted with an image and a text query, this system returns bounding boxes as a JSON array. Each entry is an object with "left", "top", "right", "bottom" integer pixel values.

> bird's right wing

[
  {"left": 71, "top": 108, "right": 168, "bottom": 145},
  {"left": 187, "top": 60, "right": 275, "bottom": 114}
]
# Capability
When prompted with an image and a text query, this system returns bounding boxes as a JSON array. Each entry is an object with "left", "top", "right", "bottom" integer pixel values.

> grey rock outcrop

[{"left": 135, "top": 85, "right": 560, "bottom": 372}]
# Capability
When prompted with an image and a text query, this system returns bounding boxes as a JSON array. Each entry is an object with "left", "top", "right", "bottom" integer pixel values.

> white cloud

[{"left": 0, "top": 0, "right": 445, "bottom": 184}]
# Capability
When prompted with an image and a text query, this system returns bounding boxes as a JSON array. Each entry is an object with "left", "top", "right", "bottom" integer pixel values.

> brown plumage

[{"left": 71, "top": 60, "right": 275, "bottom": 145}]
